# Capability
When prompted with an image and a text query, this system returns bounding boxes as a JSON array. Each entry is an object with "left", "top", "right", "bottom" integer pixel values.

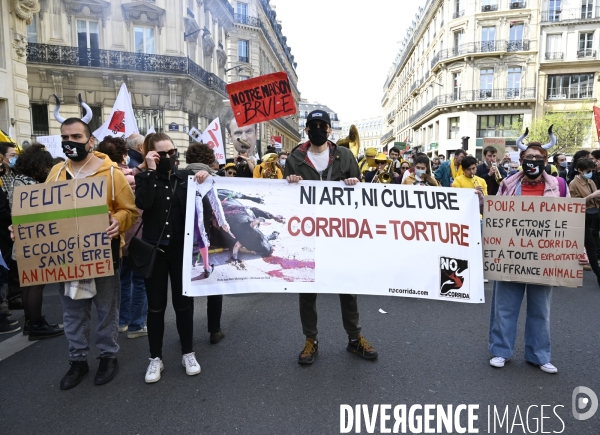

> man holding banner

[
  {"left": 48, "top": 118, "right": 138, "bottom": 390},
  {"left": 284, "top": 110, "right": 378, "bottom": 365}
]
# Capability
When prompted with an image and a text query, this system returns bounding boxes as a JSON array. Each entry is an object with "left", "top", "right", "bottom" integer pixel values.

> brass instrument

[
  {"left": 337, "top": 125, "right": 360, "bottom": 159},
  {"left": 492, "top": 162, "right": 503, "bottom": 184},
  {"left": 261, "top": 153, "right": 279, "bottom": 179},
  {"left": 373, "top": 161, "right": 395, "bottom": 183}
]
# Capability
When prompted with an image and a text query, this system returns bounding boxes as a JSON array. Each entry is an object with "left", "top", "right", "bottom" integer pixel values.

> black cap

[{"left": 306, "top": 110, "right": 331, "bottom": 127}]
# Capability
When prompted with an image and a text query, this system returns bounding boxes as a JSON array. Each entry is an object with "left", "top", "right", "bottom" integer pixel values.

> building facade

[
  {"left": 1, "top": 0, "right": 40, "bottom": 144},
  {"left": 382, "top": 0, "right": 542, "bottom": 160},
  {"left": 226, "top": 0, "right": 300, "bottom": 155},
  {"left": 537, "top": 0, "right": 600, "bottom": 145},
  {"left": 340, "top": 117, "right": 384, "bottom": 156},
  {"left": 298, "top": 100, "right": 341, "bottom": 144}
]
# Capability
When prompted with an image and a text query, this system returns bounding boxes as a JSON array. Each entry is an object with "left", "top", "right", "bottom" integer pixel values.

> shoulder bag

[{"left": 127, "top": 179, "right": 177, "bottom": 278}]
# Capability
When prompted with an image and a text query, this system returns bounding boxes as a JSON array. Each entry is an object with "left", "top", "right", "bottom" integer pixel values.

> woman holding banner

[
  {"left": 489, "top": 137, "right": 567, "bottom": 374},
  {"left": 135, "top": 133, "right": 210, "bottom": 383},
  {"left": 402, "top": 155, "right": 438, "bottom": 186}
]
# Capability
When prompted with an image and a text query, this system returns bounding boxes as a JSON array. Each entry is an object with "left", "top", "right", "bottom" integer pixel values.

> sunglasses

[
  {"left": 375, "top": 161, "right": 387, "bottom": 165},
  {"left": 401, "top": 166, "right": 410, "bottom": 170},
  {"left": 307, "top": 122, "right": 329, "bottom": 130},
  {"left": 226, "top": 171, "right": 237, "bottom": 175},
  {"left": 157, "top": 149, "right": 177, "bottom": 158}
]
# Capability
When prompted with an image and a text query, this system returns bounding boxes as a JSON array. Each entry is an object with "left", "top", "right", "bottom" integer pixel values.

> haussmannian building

[{"left": 382, "top": 0, "right": 542, "bottom": 160}]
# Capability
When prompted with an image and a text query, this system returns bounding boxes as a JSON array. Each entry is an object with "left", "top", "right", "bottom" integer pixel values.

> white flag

[
  {"left": 201, "top": 118, "right": 226, "bottom": 164},
  {"left": 146, "top": 126, "right": 156, "bottom": 136},
  {"left": 93, "top": 83, "right": 139, "bottom": 141}
]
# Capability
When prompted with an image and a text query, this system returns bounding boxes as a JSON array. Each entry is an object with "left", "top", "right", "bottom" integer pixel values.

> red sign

[
  {"left": 108, "top": 110, "right": 126, "bottom": 133},
  {"left": 226, "top": 72, "right": 296, "bottom": 127},
  {"left": 593, "top": 106, "right": 600, "bottom": 143}
]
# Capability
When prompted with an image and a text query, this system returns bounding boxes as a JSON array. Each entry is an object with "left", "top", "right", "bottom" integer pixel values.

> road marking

[{"left": 0, "top": 333, "right": 35, "bottom": 362}]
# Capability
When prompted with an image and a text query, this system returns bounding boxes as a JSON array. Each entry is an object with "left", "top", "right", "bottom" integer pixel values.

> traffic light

[{"left": 461, "top": 136, "right": 470, "bottom": 150}]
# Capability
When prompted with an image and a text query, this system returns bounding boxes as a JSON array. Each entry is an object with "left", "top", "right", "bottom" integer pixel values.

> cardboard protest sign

[
  {"left": 183, "top": 179, "right": 485, "bottom": 303},
  {"left": 12, "top": 177, "right": 114, "bottom": 286},
  {"left": 483, "top": 197, "right": 586, "bottom": 287},
  {"left": 201, "top": 118, "right": 226, "bottom": 164},
  {"left": 36, "top": 135, "right": 67, "bottom": 159},
  {"left": 226, "top": 72, "right": 296, "bottom": 127}
]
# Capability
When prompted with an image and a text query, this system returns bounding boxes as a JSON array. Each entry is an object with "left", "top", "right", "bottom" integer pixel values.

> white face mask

[{"left": 415, "top": 169, "right": 426, "bottom": 178}]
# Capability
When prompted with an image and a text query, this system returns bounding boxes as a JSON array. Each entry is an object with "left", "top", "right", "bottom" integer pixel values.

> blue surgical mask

[
  {"left": 8, "top": 156, "right": 17, "bottom": 168},
  {"left": 559, "top": 161, "right": 567, "bottom": 168},
  {"left": 126, "top": 155, "right": 131, "bottom": 166},
  {"left": 583, "top": 172, "right": 593, "bottom": 179},
  {"left": 415, "top": 169, "right": 426, "bottom": 177},
  {"left": 280, "top": 159, "right": 286, "bottom": 166}
]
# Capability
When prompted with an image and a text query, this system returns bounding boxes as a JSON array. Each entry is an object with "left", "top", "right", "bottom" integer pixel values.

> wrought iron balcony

[
  {"left": 507, "top": 39, "right": 530, "bottom": 52},
  {"left": 577, "top": 49, "right": 597, "bottom": 58},
  {"left": 452, "top": 10, "right": 465, "bottom": 19},
  {"left": 545, "top": 52, "right": 564, "bottom": 60},
  {"left": 541, "top": 6, "right": 600, "bottom": 22},
  {"left": 481, "top": 4, "right": 498, "bottom": 12},
  {"left": 238, "top": 55, "right": 249, "bottom": 63},
  {"left": 234, "top": 13, "right": 260, "bottom": 27},
  {"left": 381, "top": 129, "right": 395, "bottom": 144},
  {"left": 26, "top": 43, "right": 227, "bottom": 97},
  {"left": 509, "top": 1, "right": 526, "bottom": 9}
]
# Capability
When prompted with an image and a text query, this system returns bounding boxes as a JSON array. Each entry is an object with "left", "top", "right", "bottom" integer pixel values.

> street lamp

[{"left": 224, "top": 64, "right": 251, "bottom": 74}]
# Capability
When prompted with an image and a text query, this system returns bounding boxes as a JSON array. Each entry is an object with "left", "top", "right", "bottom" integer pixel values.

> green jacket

[{"left": 284, "top": 141, "right": 360, "bottom": 181}]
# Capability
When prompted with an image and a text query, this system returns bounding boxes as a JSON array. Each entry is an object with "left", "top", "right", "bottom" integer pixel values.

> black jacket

[
  {"left": 134, "top": 169, "right": 193, "bottom": 244},
  {"left": 476, "top": 162, "right": 507, "bottom": 195},
  {"left": 284, "top": 141, "right": 360, "bottom": 181},
  {"left": 128, "top": 149, "right": 144, "bottom": 170}
]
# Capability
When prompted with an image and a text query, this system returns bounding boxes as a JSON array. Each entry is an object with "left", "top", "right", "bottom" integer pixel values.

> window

[
  {"left": 578, "top": 32, "right": 594, "bottom": 57},
  {"left": 238, "top": 39, "right": 249, "bottom": 62},
  {"left": 548, "top": 0, "right": 562, "bottom": 21},
  {"left": 134, "top": 108, "right": 163, "bottom": 135},
  {"left": 27, "top": 15, "right": 38, "bottom": 43},
  {"left": 237, "top": 2, "right": 248, "bottom": 17},
  {"left": 453, "top": 30, "right": 463, "bottom": 55},
  {"left": 77, "top": 20, "right": 100, "bottom": 66},
  {"left": 480, "top": 68, "right": 494, "bottom": 98},
  {"left": 448, "top": 117, "right": 460, "bottom": 139},
  {"left": 581, "top": 0, "right": 593, "bottom": 18},
  {"left": 0, "top": 99, "right": 8, "bottom": 133},
  {"left": 239, "top": 75, "right": 249, "bottom": 81},
  {"left": 31, "top": 103, "right": 49, "bottom": 136},
  {"left": 452, "top": 72, "right": 462, "bottom": 100},
  {"left": 481, "top": 26, "right": 496, "bottom": 52},
  {"left": 482, "top": 0, "right": 498, "bottom": 11},
  {"left": 546, "top": 34, "right": 563, "bottom": 59},
  {"left": 507, "top": 67, "right": 521, "bottom": 95},
  {"left": 508, "top": 22, "right": 524, "bottom": 51},
  {"left": 454, "top": 0, "right": 463, "bottom": 17},
  {"left": 477, "top": 114, "right": 523, "bottom": 138},
  {"left": 134, "top": 26, "right": 155, "bottom": 54},
  {"left": 547, "top": 73, "right": 594, "bottom": 99}
]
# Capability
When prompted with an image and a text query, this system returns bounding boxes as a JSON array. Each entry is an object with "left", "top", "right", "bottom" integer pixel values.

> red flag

[{"left": 593, "top": 106, "right": 600, "bottom": 144}]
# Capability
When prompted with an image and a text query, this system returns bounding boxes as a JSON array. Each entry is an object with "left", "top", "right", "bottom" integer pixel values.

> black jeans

[
  {"left": 207, "top": 295, "right": 222, "bottom": 333},
  {"left": 144, "top": 242, "right": 194, "bottom": 359},
  {"left": 585, "top": 214, "right": 600, "bottom": 281},
  {"left": 299, "top": 294, "right": 361, "bottom": 340}
]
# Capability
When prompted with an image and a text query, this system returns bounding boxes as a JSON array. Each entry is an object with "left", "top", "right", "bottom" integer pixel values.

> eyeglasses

[
  {"left": 157, "top": 149, "right": 177, "bottom": 158},
  {"left": 307, "top": 122, "right": 328, "bottom": 130},
  {"left": 401, "top": 166, "right": 410, "bottom": 170},
  {"left": 522, "top": 155, "right": 545, "bottom": 161}
]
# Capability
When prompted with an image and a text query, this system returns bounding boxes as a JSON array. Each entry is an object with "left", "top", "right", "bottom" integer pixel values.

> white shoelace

[
  {"left": 147, "top": 358, "right": 161, "bottom": 375},
  {"left": 183, "top": 353, "right": 198, "bottom": 368}
]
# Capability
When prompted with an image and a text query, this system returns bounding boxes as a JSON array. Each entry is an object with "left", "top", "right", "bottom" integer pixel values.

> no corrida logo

[{"left": 439, "top": 257, "right": 470, "bottom": 299}]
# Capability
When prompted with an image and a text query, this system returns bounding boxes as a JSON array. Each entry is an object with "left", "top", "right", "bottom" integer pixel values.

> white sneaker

[
  {"left": 145, "top": 357, "right": 164, "bottom": 383},
  {"left": 182, "top": 352, "right": 201, "bottom": 376},
  {"left": 127, "top": 326, "right": 148, "bottom": 339},
  {"left": 539, "top": 363, "right": 558, "bottom": 374},
  {"left": 490, "top": 356, "right": 507, "bottom": 368},
  {"left": 118, "top": 324, "right": 128, "bottom": 333}
]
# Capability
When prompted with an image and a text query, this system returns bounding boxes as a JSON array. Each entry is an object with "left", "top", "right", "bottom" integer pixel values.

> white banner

[
  {"left": 36, "top": 135, "right": 66, "bottom": 159},
  {"left": 93, "top": 83, "right": 139, "bottom": 141},
  {"left": 183, "top": 178, "right": 485, "bottom": 303},
  {"left": 201, "top": 118, "right": 226, "bottom": 164}
]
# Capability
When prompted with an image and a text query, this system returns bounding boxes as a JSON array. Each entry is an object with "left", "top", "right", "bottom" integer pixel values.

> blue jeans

[
  {"left": 119, "top": 257, "right": 148, "bottom": 331},
  {"left": 488, "top": 280, "right": 553, "bottom": 365},
  {"left": 58, "top": 272, "right": 121, "bottom": 361}
]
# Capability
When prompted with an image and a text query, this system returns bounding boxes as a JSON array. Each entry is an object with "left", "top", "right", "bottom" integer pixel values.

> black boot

[
  {"left": 94, "top": 357, "right": 118, "bottom": 386},
  {"left": 60, "top": 361, "right": 89, "bottom": 390},
  {"left": 28, "top": 318, "right": 64, "bottom": 341}
]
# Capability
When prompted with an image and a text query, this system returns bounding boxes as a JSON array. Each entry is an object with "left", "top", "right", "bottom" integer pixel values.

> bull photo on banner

[{"left": 182, "top": 178, "right": 485, "bottom": 303}]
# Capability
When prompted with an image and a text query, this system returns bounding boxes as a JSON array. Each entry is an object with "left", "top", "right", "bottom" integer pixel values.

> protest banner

[
  {"left": 36, "top": 135, "right": 67, "bottom": 159},
  {"left": 226, "top": 72, "right": 296, "bottom": 127},
  {"left": 482, "top": 197, "right": 586, "bottom": 287},
  {"left": 93, "top": 83, "right": 139, "bottom": 141},
  {"left": 201, "top": 118, "right": 226, "bottom": 164},
  {"left": 182, "top": 178, "right": 484, "bottom": 303},
  {"left": 12, "top": 177, "right": 114, "bottom": 286},
  {"left": 270, "top": 135, "right": 283, "bottom": 152},
  {"left": 483, "top": 138, "right": 505, "bottom": 156}
]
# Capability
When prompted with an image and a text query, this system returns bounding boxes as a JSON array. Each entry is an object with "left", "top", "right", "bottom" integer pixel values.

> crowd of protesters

[{"left": 0, "top": 110, "right": 596, "bottom": 388}]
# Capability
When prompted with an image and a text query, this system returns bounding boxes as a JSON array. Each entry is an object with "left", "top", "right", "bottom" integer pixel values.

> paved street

[{"left": 1, "top": 273, "right": 598, "bottom": 434}]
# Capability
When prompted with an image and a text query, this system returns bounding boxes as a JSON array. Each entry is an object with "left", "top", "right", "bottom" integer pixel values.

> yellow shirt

[
  {"left": 450, "top": 159, "right": 464, "bottom": 181},
  {"left": 452, "top": 174, "right": 488, "bottom": 195},
  {"left": 253, "top": 163, "right": 283, "bottom": 179}
]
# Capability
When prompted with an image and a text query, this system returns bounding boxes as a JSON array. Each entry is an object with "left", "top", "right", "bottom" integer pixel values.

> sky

[{"left": 271, "top": 0, "right": 417, "bottom": 124}]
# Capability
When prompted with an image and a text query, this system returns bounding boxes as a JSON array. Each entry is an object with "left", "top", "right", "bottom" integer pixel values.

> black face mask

[
  {"left": 62, "top": 140, "right": 90, "bottom": 162},
  {"left": 308, "top": 128, "right": 328, "bottom": 146},
  {"left": 522, "top": 159, "right": 545, "bottom": 179},
  {"left": 157, "top": 155, "right": 176, "bottom": 173}
]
